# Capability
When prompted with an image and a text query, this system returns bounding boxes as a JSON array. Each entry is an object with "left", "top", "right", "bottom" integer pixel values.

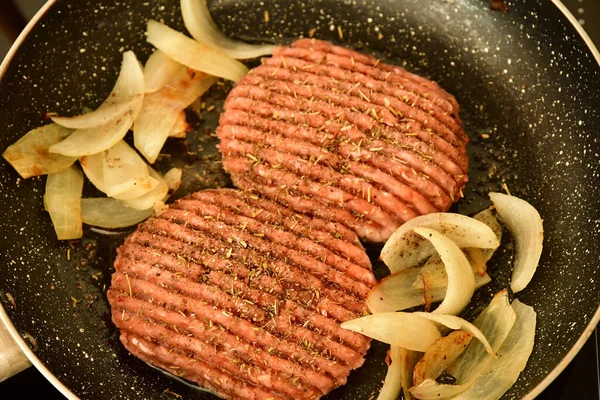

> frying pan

[{"left": 0, "top": 0, "right": 599, "bottom": 399}]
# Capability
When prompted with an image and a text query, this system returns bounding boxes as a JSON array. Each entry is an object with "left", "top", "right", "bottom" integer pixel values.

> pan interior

[{"left": 0, "top": 0, "right": 598, "bottom": 399}]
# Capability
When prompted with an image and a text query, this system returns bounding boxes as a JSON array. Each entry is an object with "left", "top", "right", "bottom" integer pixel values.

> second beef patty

[{"left": 217, "top": 38, "right": 469, "bottom": 243}]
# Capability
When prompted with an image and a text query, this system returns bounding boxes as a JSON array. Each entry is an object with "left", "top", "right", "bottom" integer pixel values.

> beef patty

[
  {"left": 217, "top": 39, "right": 469, "bottom": 242},
  {"left": 108, "top": 188, "right": 375, "bottom": 399}
]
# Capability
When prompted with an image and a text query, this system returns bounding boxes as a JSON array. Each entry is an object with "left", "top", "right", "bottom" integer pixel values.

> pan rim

[{"left": 0, "top": 0, "right": 598, "bottom": 399}]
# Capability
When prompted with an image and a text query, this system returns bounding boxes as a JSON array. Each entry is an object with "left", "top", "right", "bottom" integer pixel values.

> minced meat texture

[
  {"left": 108, "top": 188, "right": 375, "bottom": 399},
  {"left": 217, "top": 38, "right": 469, "bottom": 243}
]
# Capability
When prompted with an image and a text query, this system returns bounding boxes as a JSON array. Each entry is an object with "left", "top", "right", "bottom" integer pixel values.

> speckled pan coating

[{"left": 0, "top": 0, "right": 598, "bottom": 399}]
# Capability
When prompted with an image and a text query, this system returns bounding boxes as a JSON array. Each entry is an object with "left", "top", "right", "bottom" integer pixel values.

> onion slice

[
  {"left": 413, "top": 227, "right": 475, "bottom": 315},
  {"left": 472, "top": 207, "right": 503, "bottom": 261},
  {"left": 412, "top": 290, "right": 518, "bottom": 399},
  {"left": 180, "top": 0, "right": 276, "bottom": 59},
  {"left": 447, "top": 290, "right": 516, "bottom": 382},
  {"left": 413, "top": 330, "right": 473, "bottom": 386},
  {"left": 79, "top": 152, "right": 106, "bottom": 193},
  {"left": 450, "top": 300, "right": 536, "bottom": 400},
  {"left": 381, "top": 213, "right": 500, "bottom": 273},
  {"left": 49, "top": 51, "right": 144, "bottom": 156},
  {"left": 143, "top": 50, "right": 182, "bottom": 93},
  {"left": 489, "top": 192, "right": 543, "bottom": 293},
  {"left": 413, "top": 313, "right": 494, "bottom": 356},
  {"left": 146, "top": 20, "right": 248, "bottom": 82},
  {"left": 2, "top": 124, "right": 76, "bottom": 178},
  {"left": 81, "top": 198, "right": 154, "bottom": 228},
  {"left": 367, "top": 267, "right": 490, "bottom": 314},
  {"left": 341, "top": 312, "right": 441, "bottom": 352},
  {"left": 43, "top": 165, "right": 83, "bottom": 240},
  {"left": 378, "top": 346, "right": 422, "bottom": 400},
  {"left": 134, "top": 65, "right": 217, "bottom": 163},
  {"left": 377, "top": 346, "right": 404, "bottom": 400},
  {"left": 121, "top": 167, "right": 169, "bottom": 210},
  {"left": 410, "top": 379, "right": 470, "bottom": 400},
  {"left": 163, "top": 168, "right": 183, "bottom": 192},
  {"left": 101, "top": 140, "right": 155, "bottom": 197},
  {"left": 49, "top": 98, "right": 137, "bottom": 130}
]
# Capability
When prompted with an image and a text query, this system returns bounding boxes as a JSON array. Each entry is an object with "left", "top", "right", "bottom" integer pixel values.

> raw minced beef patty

[
  {"left": 217, "top": 38, "right": 469, "bottom": 243},
  {"left": 108, "top": 188, "right": 375, "bottom": 400}
]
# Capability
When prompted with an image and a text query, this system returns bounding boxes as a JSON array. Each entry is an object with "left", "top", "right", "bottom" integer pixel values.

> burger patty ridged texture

[
  {"left": 108, "top": 188, "right": 376, "bottom": 400},
  {"left": 217, "top": 39, "right": 469, "bottom": 243}
]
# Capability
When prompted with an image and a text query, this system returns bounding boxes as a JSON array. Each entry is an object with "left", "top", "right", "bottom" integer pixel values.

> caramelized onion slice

[
  {"left": 81, "top": 198, "right": 154, "bottom": 228},
  {"left": 413, "top": 313, "right": 494, "bottom": 357},
  {"left": 341, "top": 312, "right": 441, "bottom": 352},
  {"left": 43, "top": 165, "right": 83, "bottom": 240},
  {"left": 412, "top": 290, "right": 518, "bottom": 399},
  {"left": 451, "top": 300, "right": 536, "bottom": 400},
  {"left": 447, "top": 290, "right": 516, "bottom": 382},
  {"left": 2, "top": 124, "right": 76, "bottom": 178},
  {"left": 413, "top": 330, "right": 473, "bottom": 387},
  {"left": 413, "top": 227, "right": 475, "bottom": 316},
  {"left": 489, "top": 192, "right": 543, "bottom": 293},
  {"left": 49, "top": 51, "right": 144, "bottom": 156},
  {"left": 381, "top": 213, "right": 499, "bottom": 273},
  {"left": 367, "top": 267, "right": 490, "bottom": 314},
  {"left": 146, "top": 20, "right": 248, "bottom": 82},
  {"left": 180, "top": 0, "right": 276, "bottom": 59}
]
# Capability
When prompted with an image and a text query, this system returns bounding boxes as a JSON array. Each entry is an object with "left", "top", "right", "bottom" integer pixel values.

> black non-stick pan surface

[{"left": 0, "top": 0, "right": 599, "bottom": 399}]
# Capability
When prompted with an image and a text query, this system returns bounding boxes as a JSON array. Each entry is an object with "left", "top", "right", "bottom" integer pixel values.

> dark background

[{"left": 0, "top": 0, "right": 598, "bottom": 398}]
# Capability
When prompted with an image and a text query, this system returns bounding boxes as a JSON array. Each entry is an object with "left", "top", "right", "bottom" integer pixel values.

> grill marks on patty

[
  {"left": 109, "top": 189, "right": 374, "bottom": 399},
  {"left": 217, "top": 39, "right": 469, "bottom": 242}
]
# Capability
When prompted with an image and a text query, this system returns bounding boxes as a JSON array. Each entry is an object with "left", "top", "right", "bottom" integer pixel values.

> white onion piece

[
  {"left": 2, "top": 124, "right": 76, "bottom": 178},
  {"left": 413, "top": 313, "right": 494, "bottom": 356},
  {"left": 81, "top": 198, "right": 153, "bottom": 228},
  {"left": 168, "top": 111, "right": 189, "bottom": 138},
  {"left": 410, "top": 379, "right": 470, "bottom": 400},
  {"left": 381, "top": 213, "right": 500, "bottom": 273},
  {"left": 447, "top": 290, "right": 516, "bottom": 382},
  {"left": 134, "top": 67, "right": 217, "bottom": 163},
  {"left": 79, "top": 152, "right": 106, "bottom": 193},
  {"left": 451, "top": 300, "right": 536, "bottom": 400},
  {"left": 50, "top": 98, "right": 137, "bottom": 129},
  {"left": 379, "top": 346, "right": 422, "bottom": 400},
  {"left": 400, "top": 348, "right": 422, "bottom": 400},
  {"left": 413, "top": 254, "right": 488, "bottom": 290},
  {"left": 164, "top": 168, "right": 183, "bottom": 192},
  {"left": 377, "top": 346, "right": 403, "bottom": 400},
  {"left": 341, "top": 312, "right": 441, "bottom": 351},
  {"left": 146, "top": 20, "right": 248, "bottom": 82},
  {"left": 143, "top": 50, "right": 182, "bottom": 93},
  {"left": 413, "top": 330, "right": 473, "bottom": 386},
  {"left": 489, "top": 192, "right": 543, "bottom": 293},
  {"left": 413, "top": 227, "right": 475, "bottom": 316},
  {"left": 180, "top": 0, "right": 276, "bottom": 59},
  {"left": 49, "top": 51, "right": 144, "bottom": 156},
  {"left": 472, "top": 207, "right": 503, "bottom": 261},
  {"left": 367, "top": 268, "right": 490, "bottom": 314},
  {"left": 101, "top": 141, "right": 154, "bottom": 197},
  {"left": 43, "top": 165, "right": 83, "bottom": 240},
  {"left": 121, "top": 167, "right": 168, "bottom": 210}
]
